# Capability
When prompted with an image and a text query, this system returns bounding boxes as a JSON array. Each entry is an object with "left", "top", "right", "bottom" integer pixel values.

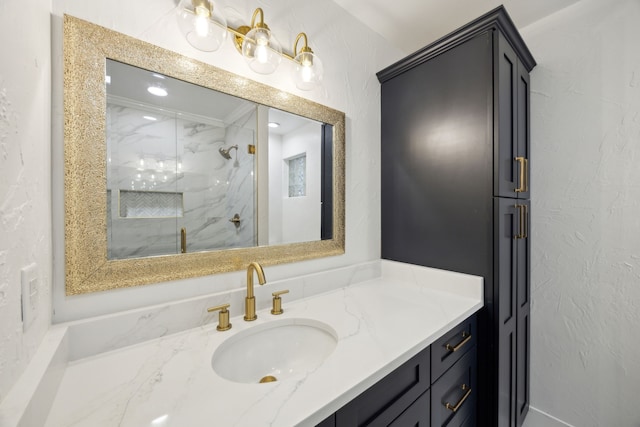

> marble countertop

[
  {"left": 46, "top": 260, "right": 482, "bottom": 427},
  {"left": 42, "top": 261, "right": 482, "bottom": 427}
]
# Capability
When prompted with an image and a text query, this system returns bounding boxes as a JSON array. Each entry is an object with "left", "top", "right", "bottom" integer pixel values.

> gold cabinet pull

[
  {"left": 271, "top": 289, "right": 289, "bottom": 315},
  {"left": 445, "top": 331, "right": 471, "bottom": 352},
  {"left": 515, "top": 204, "right": 528, "bottom": 239},
  {"left": 515, "top": 157, "right": 528, "bottom": 193},
  {"left": 207, "top": 303, "right": 232, "bottom": 331},
  {"left": 180, "top": 227, "right": 187, "bottom": 253},
  {"left": 444, "top": 384, "right": 472, "bottom": 413}
]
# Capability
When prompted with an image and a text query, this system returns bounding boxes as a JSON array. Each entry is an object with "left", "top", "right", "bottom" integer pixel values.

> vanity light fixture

[
  {"left": 176, "top": 3, "right": 324, "bottom": 90},
  {"left": 239, "top": 8, "right": 282, "bottom": 75},
  {"left": 291, "top": 32, "right": 323, "bottom": 91},
  {"left": 176, "top": 0, "right": 228, "bottom": 52}
]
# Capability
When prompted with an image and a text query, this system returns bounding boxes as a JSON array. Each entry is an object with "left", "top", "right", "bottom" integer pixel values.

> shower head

[{"left": 219, "top": 145, "right": 238, "bottom": 160}]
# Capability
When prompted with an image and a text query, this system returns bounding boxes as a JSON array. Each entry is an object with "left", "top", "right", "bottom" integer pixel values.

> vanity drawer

[
  {"left": 431, "top": 315, "right": 477, "bottom": 382},
  {"left": 431, "top": 346, "right": 477, "bottom": 427},
  {"left": 335, "top": 346, "right": 430, "bottom": 426},
  {"left": 389, "top": 389, "right": 430, "bottom": 426}
]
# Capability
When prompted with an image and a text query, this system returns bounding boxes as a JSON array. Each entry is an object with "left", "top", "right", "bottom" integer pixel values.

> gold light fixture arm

[
  {"left": 227, "top": 8, "right": 301, "bottom": 61},
  {"left": 294, "top": 33, "right": 312, "bottom": 56},
  {"left": 250, "top": 8, "right": 267, "bottom": 29},
  {"left": 177, "top": 4, "right": 322, "bottom": 87}
]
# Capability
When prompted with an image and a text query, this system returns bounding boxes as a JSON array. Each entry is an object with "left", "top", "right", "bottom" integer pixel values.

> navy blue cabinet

[
  {"left": 317, "top": 315, "right": 478, "bottom": 427},
  {"left": 377, "top": 6, "right": 534, "bottom": 427}
]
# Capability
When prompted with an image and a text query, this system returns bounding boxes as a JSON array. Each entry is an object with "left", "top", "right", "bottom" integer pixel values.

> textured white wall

[
  {"left": 50, "top": 0, "right": 403, "bottom": 321},
  {"left": 0, "top": 0, "right": 52, "bottom": 401},
  {"left": 521, "top": 0, "right": 640, "bottom": 425}
]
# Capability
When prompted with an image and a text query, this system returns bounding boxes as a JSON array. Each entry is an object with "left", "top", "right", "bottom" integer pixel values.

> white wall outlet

[{"left": 21, "top": 263, "right": 39, "bottom": 331}]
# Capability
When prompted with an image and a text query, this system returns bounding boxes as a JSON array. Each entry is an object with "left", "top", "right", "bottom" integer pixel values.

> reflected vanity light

[
  {"left": 147, "top": 86, "right": 168, "bottom": 97},
  {"left": 176, "top": 2, "right": 323, "bottom": 90}
]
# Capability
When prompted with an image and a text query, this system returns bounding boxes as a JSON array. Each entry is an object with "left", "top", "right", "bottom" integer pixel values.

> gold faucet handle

[
  {"left": 207, "top": 304, "right": 232, "bottom": 331},
  {"left": 271, "top": 290, "right": 289, "bottom": 315}
]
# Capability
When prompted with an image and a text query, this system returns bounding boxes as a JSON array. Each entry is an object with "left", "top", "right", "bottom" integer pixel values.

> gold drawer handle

[
  {"left": 515, "top": 157, "right": 528, "bottom": 193},
  {"left": 444, "top": 384, "right": 472, "bottom": 413},
  {"left": 445, "top": 331, "right": 471, "bottom": 352}
]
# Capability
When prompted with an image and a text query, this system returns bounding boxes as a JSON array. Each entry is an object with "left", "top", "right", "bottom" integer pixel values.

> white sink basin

[{"left": 212, "top": 318, "right": 338, "bottom": 384}]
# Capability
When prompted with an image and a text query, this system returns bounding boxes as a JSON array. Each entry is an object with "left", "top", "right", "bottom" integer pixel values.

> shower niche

[{"left": 105, "top": 59, "right": 327, "bottom": 259}]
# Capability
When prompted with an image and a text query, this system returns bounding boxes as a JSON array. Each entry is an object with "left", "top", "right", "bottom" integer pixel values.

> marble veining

[
  {"left": 107, "top": 102, "right": 256, "bottom": 259},
  {"left": 40, "top": 261, "right": 482, "bottom": 426}
]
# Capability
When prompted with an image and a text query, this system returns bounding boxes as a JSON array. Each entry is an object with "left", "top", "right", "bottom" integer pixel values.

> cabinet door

[
  {"left": 516, "top": 63, "right": 531, "bottom": 199},
  {"left": 515, "top": 200, "right": 531, "bottom": 426},
  {"left": 389, "top": 390, "right": 431, "bottom": 426},
  {"left": 431, "top": 346, "right": 477, "bottom": 427},
  {"left": 495, "top": 198, "right": 518, "bottom": 427},
  {"left": 335, "top": 347, "right": 430, "bottom": 426},
  {"left": 495, "top": 34, "right": 530, "bottom": 199},
  {"left": 381, "top": 31, "right": 493, "bottom": 277},
  {"left": 495, "top": 198, "right": 530, "bottom": 427}
]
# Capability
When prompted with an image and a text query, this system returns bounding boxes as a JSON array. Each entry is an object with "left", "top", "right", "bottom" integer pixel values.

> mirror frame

[{"left": 63, "top": 15, "right": 345, "bottom": 295}]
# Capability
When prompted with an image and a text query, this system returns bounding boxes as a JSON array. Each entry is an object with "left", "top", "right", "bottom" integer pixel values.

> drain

[{"left": 259, "top": 375, "right": 278, "bottom": 383}]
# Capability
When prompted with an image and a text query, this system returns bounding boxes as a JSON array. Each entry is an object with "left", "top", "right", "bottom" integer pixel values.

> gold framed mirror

[{"left": 64, "top": 15, "right": 345, "bottom": 295}]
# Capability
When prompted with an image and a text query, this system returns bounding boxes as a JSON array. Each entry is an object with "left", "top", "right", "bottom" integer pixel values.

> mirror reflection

[
  {"left": 63, "top": 15, "right": 344, "bottom": 294},
  {"left": 105, "top": 59, "right": 331, "bottom": 260}
]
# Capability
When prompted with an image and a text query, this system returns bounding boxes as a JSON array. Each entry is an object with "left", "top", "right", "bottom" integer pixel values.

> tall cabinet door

[
  {"left": 380, "top": 32, "right": 493, "bottom": 276},
  {"left": 495, "top": 198, "right": 530, "bottom": 427},
  {"left": 495, "top": 198, "right": 518, "bottom": 427},
  {"left": 515, "top": 200, "right": 531, "bottom": 426},
  {"left": 495, "top": 34, "right": 530, "bottom": 199}
]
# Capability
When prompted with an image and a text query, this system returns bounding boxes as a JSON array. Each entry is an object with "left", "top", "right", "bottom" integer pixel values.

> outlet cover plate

[{"left": 21, "top": 263, "right": 38, "bottom": 331}]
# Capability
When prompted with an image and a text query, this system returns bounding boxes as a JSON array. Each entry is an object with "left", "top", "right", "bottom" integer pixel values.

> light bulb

[
  {"left": 292, "top": 51, "right": 323, "bottom": 91},
  {"left": 301, "top": 65, "right": 313, "bottom": 83},
  {"left": 176, "top": 0, "right": 227, "bottom": 52},
  {"left": 195, "top": 14, "right": 209, "bottom": 38},
  {"left": 241, "top": 27, "right": 282, "bottom": 74},
  {"left": 256, "top": 45, "right": 268, "bottom": 64}
]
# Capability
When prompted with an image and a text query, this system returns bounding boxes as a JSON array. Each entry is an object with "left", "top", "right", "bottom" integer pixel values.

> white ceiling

[{"left": 332, "top": 0, "right": 582, "bottom": 53}]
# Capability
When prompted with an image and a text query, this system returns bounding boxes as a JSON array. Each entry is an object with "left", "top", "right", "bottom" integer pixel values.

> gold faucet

[{"left": 244, "top": 262, "right": 266, "bottom": 321}]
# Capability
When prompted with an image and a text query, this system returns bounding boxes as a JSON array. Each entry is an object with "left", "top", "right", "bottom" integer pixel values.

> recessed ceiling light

[
  {"left": 151, "top": 73, "right": 166, "bottom": 80},
  {"left": 268, "top": 122, "right": 280, "bottom": 128},
  {"left": 147, "top": 86, "right": 168, "bottom": 97},
  {"left": 143, "top": 115, "right": 158, "bottom": 121}
]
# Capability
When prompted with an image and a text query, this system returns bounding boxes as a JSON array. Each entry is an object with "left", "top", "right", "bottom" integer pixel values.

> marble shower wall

[{"left": 107, "top": 103, "right": 256, "bottom": 259}]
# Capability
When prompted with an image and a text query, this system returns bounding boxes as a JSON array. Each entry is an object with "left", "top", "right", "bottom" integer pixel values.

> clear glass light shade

[
  {"left": 292, "top": 51, "right": 323, "bottom": 91},
  {"left": 241, "top": 27, "right": 282, "bottom": 74},
  {"left": 177, "top": 0, "right": 228, "bottom": 52}
]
